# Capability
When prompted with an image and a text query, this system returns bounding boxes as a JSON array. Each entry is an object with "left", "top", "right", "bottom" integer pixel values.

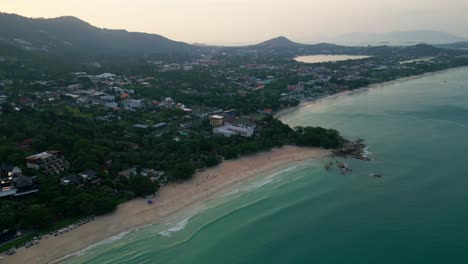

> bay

[{"left": 66, "top": 67, "right": 468, "bottom": 264}]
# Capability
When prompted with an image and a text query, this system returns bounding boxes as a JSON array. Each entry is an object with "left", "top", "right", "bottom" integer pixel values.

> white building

[
  {"left": 100, "top": 95, "right": 115, "bottom": 101},
  {"left": 94, "top": 73, "right": 115, "bottom": 79},
  {"left": 213, "top": 124, "right": 255, "bottom": 137},
  {"left": 122, "top": 99, "right": 145, "bottom": 109}
]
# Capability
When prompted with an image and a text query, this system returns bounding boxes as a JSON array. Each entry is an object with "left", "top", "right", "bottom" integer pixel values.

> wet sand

[{"left": 1, "top": 146, "right": 329, "bottom": 264}]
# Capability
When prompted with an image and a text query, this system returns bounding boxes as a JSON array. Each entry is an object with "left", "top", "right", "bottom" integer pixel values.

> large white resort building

[{"left": 213, "top": 123, "right": 256, "bottom": 137}]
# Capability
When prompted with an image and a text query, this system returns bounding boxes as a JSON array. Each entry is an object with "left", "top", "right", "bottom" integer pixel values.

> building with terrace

[{"left": 26, "top": 151, "right": 70, "bottom": 175}]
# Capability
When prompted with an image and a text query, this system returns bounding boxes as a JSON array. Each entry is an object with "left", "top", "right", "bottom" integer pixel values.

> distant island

[{"left": 333, "top": 30, "right": 467, "bottom": 46}]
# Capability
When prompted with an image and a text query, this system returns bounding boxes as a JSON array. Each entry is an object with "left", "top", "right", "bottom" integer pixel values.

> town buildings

[
  {"left": 213, "top": 122, "right": 256, "bottom": 137},
  {"left": 0, "top": 165, "right": 38, "bottom": 198},
  {"left": 209, "top": 115, "right": 224, "bottom": 127},
  {"left": 122, "top": 99, "right": 145, "bottom": 109},
  {"left": 60, "top": 170, "right": 99, "bottom": 185},
  {"left": 26, "top": 151, "right": 70, "bottom": 175}
]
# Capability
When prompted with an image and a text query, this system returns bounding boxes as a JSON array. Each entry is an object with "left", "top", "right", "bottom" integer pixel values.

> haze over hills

[
  {"left": 0, "top": 12, "right": 464, "bottom": 66},
  {"left": 257, "top": 36, "right": 306, "bottom": 48},
  {"left": 436, "top": 41, "right": 468, "bottom": 50},
  {"left": 251, "top": 36, "right": 368, "bottom": 56},
  {"left": 334, "top": 30, "right": 466, "bottom": 46},
  {"left": 0, "top": 12, "right": 193, "bottom": 59}
]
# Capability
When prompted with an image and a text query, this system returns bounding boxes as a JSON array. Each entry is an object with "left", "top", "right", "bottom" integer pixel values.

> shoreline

[
  {"left": 0, "top": 146, "right": 330, "bottom": 264},
  {"left": 275, "top": 66, "right": 468, "bottom": 119}
]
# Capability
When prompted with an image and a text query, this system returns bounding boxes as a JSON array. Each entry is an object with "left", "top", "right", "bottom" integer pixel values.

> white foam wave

[
  {"left": 49, "top": 231, "right": 130, "bottom": 263},
  {"left": 49, "top": 162, "right": 312, "bottom": 261},
  {"left": 222, "top": 164, "right": 308, "bottom": 198},
  {"left": 158, "top": 217, "right": 191, "bottom": 238},
  {"left": 362, "top": 147, "right": 373, "bottom": 158}
]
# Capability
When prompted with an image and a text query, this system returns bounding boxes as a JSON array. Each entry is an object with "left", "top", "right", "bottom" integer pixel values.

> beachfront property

[
  {"left": 61, "top": 170, "right": 99, "bottom": 185},
  {"left": 26, "top": 151, "right": 70, "bottom": 175},
  {"left": 0, "top": 165, "right": 38, "bottom": 198},
  {"left": 118, "top": 168, "right": 165, "bottom": 182},
  {"left": 209, "top": 115, "right": 224, "bottom": 127},
  {"left": 140, "top": 169, "right": 165, "bottom": 182},
  {"left": 213, "top": 122, "right": 256, "bottom": 137}
]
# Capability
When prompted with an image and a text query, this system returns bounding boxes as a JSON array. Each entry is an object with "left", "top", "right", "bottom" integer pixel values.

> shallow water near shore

[{"left": 66, "top": 67, "right": 468, "bottom": 264}]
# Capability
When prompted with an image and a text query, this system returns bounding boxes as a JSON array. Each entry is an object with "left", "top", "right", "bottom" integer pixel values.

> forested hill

[
  {"left": 1, "top": 12, "right": 466, "bottom": 70},
  {"left": 220, "top": 36, "right": 462, "bottom": 58},
  {"left": 250, "top": 36, "right": 364, "bottom": 56},
  {"left": 0, "top": 13, "right": 196, "bottom": 60}
]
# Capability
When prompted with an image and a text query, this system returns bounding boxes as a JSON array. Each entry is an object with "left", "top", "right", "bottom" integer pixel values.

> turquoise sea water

[{"left": 66, "top": 68, "right": 468, "bottom": 264}]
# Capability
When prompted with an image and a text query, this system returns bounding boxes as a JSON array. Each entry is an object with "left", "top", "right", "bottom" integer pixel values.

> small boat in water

[{"left": 369, "top": 173, "right": 383, "bottom": 178}]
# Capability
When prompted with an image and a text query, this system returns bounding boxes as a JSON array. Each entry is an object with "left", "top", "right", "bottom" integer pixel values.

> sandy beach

[
  {"left": 275, "top": 66, "right": 468, "bottom": 119},
  {"left": 0, "top": 146, "right": 329, "bottom": 264}
]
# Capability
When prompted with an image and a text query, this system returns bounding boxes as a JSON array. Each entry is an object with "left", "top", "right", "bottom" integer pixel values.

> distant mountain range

[
  {"left": 250, "top": 36, "right": 367, "bottom": 56},
  {"left": 436, "top": 41, "right": 468, "bottom": 50},
  {"left": 0, "top": 12, "right": 194, "bottom": 59},
  {"left": 334, "top": 30, "right": 466, "bottom": 46},
  {"left": 0, "top": 12, "right": 464, "bottom": 65},
  {"left": 257, "top": 36, "right": 306, "bottom": 48}
]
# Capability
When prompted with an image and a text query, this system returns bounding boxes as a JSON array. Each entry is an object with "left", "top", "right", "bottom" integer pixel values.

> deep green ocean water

[{"left": 66, "top": 68, "right": 468, "bottom": 264}]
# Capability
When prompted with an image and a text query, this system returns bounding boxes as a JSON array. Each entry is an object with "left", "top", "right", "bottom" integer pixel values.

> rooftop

[
  {"left": 211, "top": 115, "right": 223, "bottom": 119},
  {"left": 26, "top": 150, "right": 61, "bottom": 161},
  {"left": 153, "top": 122, "right": 167, "bottom": 129},
  {"left": 133, "top": 124, "right": 149, "bottom": 129}
]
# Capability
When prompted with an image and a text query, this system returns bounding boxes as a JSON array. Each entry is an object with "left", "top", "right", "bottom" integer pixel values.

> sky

[{"left": 1, "top": 0, "right": 468, "bottom": 45}]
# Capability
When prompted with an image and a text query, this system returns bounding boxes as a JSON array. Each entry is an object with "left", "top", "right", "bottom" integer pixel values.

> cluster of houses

[
  {"left": 0, "top": 165, "right": 38, "bottom": 198},
  {"left": 210, "top": 115, "right": 256, "bottom": 137},
  {"left": 0, "top": 151, "right": 95, "bottom": 198},
  {"left": 0, "top": 150, "right": 72, "bottom": 198},
  {"left": 147, "top": 56, "right": 223, "bottom": 72},
  {"left": 0, "top": 148, "right": 170, "bottom": 199},
  {"left": 60, "top": 170, "right": 100, "bottom": 186},
  {"left": 118, "top": 168, "right": 165, "bottom": 182},
  {"left": 129, "top": 102, "right": 261, "bottom": 139},
  {"left": 64, "top": 73, "right": 197, "bottom": 113},
  {"left": 64, "top": 72, "right": 170, "bottom": 111},
  {"left": 232, "top": 75, "right": 276, "bottom": 91},
  {"left": 159, "top": 63, "right": 194, "bottom": 72}
]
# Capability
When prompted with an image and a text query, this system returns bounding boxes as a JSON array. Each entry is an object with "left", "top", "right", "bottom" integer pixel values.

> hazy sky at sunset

[{"left": 2, "top": 0, "right": 468, "bottom": 45}]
